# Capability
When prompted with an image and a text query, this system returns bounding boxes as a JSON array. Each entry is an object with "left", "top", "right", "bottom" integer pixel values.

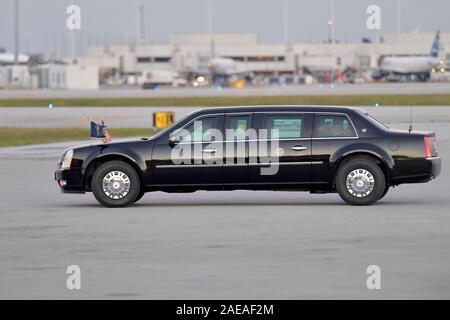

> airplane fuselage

[{"left": 380, "top": 56, "right": 440, "bottom": 74}]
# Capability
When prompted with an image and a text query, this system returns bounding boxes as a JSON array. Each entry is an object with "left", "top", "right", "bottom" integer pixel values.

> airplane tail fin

[{"left": 430, "top": 31, "right": 440, "bottom": 58}]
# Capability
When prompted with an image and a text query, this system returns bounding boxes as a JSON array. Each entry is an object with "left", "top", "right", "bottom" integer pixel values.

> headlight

[{"left": 61, "top": 149, "right": 73, "bottom": 169}]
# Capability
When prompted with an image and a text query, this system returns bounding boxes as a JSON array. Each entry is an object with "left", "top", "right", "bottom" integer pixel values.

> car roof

[{"left": 198, "top": 105, "right": 363, "bottom": 114}]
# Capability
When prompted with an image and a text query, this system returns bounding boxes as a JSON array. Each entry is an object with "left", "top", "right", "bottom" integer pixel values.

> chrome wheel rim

[
  {"left": 346, "top": 169, "right": 375, "bottom": 198},
  {"left": 102, "top": 171, "right": 131, "bottom": 200}
]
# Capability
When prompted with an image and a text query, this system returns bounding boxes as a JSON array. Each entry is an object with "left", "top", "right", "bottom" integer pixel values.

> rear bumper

[
  {"left": 54, "top": 169, "right": 85, "bottom": 193},
  {"left": 391, "top": 156, "right": 441, "bottom": 185},
  {"left": 427, "top": 156, "right": 441, "bottom": 179}
]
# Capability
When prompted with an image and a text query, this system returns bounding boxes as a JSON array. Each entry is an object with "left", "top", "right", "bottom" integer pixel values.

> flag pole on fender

[{"left": 90, "top": 118, "right": 112, "bottom": 143}]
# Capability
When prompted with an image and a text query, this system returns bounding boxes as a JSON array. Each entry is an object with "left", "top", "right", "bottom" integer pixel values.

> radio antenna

[{"left": 408, "top": 105, "right": 413, "bottom": 133}]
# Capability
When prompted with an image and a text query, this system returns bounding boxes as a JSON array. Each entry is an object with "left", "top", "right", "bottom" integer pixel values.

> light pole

[
  {"left": 397, "top": 0, "right": 402, "bottom": 38},
  {"left": 329, "top": 0, "right": 336, "bottom": 83},
  {"left": 283, "top": 0, "right": 289, "bottom": 47},
  {"left": 136, "top": 0, "right": 145, "bottom": 46},
  {"left": 330, "top": 0, "right": 335, "bottom": 45},
  {"left": 69, "top": 0, "right": 76, "bottom": 63},
  {"left": 14, "top": 0, "right": 19, "bottom": 64},
  {"left": 207, "top": 0, "right": 214, "bottom": 57},
  {"left": 327, "top": 19, "right": 333, "bottom": 43}
]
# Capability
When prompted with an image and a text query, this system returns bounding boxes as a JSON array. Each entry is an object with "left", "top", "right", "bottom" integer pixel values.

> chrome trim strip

[
  {"left": 248, "top": 162, "right": 312, "bottom": 166},
  {"left": 155, "top": 161, "right": 324, "bottom": 168},
  {"left": 170, "top": 110, "right": 359, "bottom": 140},
  {"left": 170, "top": 113, "right": 224, "bottom": 137},
  {"left": 224, "top": 112, "right": 253, "bottom": 116},
  {"left": 176, "top": 136, "right": 357, "bottom": 144},
  {"left": 156, "top": 163, "right": 221, "bottom": 168},
  {"left": 315, "top": 136, "right": 358, "bottom": 140},
  {"left": 253, "top": 111, "right": 314, "bottom": 114},
  {"left": 223, "top": 163, "right": 247, "bottom": 167}
]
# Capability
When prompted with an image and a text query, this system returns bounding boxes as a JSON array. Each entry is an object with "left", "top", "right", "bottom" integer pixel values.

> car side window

[
  {"left": 265, "top": 115, "right": 305, "bottom": 139},
  {"left": 175, "top": 116, "right": 217, "bottom": 142},
  {"left": 314, "top": 115, "right": 356, "bottom": 138},
  {"left": 226, "top": 115, "right": 250, "bottom": 140}
]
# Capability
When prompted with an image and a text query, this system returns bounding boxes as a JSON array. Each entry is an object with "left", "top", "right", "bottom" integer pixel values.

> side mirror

[{"left": 169, "top": 132, "right": 179, "bottom": 146}]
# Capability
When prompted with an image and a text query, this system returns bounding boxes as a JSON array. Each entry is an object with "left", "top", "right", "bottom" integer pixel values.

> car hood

[{"left": 68, "top": 136, "right": 153, "bottom": 150}]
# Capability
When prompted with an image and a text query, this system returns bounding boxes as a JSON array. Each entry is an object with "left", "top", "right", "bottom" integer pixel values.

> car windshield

[
  {"left": 150, "top": 111, "right": 197, "bottom": 140},
  {"left": 365, "top": 113, "right": 389, "bottom": 129}
]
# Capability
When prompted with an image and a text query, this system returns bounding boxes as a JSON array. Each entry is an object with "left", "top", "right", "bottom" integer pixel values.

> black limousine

[{"left": 55, "top": 106, "right": 441, "bottom": 207}]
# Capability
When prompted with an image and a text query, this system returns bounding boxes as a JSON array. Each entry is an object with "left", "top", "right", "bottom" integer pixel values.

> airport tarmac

[
  {"left": 0, "top": 117, "right": 449, "bottom": 299},
  {"left": 2, "top": 105, "right": 450, "bottom": 129},
  {"left": 1, "top": 82, "right": 450, "bottom": 99}
]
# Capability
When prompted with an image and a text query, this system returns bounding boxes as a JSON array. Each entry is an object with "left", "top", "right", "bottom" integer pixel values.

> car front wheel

[
  {"left": 336, "top": 157, "right": 386, "bottom": 206},
  {"left": 92, "top": 160, "right": 141, "bottom": 207}
]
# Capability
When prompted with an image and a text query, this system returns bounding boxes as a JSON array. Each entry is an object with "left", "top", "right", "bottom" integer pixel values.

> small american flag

[{"left": 90, "top": 120, "right": 112, "bottom": 143}]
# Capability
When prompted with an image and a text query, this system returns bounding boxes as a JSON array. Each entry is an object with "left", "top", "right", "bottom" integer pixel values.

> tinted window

[
  {"left": 226, "top": 115, "right": 250, "bottom": 140},
  {"left": 176, "top": 117, "right": 217, "bottom": 142},
  {"left": 314, "top": 115, "right": 356, "bottom": 138},
  {"left": 365, "top": 114, "right": 389, "bottom": 129},
  {"left": 265, "top": 115, "right": 304, "bottom": 139}
]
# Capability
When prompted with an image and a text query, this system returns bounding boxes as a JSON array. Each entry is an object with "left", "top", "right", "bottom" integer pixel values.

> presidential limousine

[{"left": 55, "top": 106, "right": 441, "bottom": 207}]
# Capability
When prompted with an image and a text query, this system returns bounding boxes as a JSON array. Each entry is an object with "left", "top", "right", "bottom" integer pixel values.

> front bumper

[{"left": 55, "top": 169, "right": 85, "bottom": 193}]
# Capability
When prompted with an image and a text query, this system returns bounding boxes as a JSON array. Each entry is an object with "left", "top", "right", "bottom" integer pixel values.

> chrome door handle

[
  {"left": 202, "top": 148, "right": 216, "bottom": 154},
  {"left": 291, "top": 146, "right": 308, "bottom": 151}
]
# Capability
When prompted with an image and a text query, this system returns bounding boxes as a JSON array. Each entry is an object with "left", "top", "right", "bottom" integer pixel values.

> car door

[
  {"left": 311, "top": 113, "right": 359, "bottom": 184},
  {"left": 222, "top": 112, "right": 253, "bottom": 188},
  {"left": 152, "top": 114, "right": 224, "bottom": 187},
  {"left": 249, "top": 112, "right": 313, "bottom": 187}
]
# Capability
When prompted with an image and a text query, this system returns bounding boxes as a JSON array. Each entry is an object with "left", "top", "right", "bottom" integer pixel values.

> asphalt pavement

[
  {"left": 1, "top": 82, "right": 450, "bottom": 99},
  {"left": 0, "top": 118, "right": 449, "bottom": 299},
  {"left": 2, "top": 105, "right": 450, "bottom": 128}
]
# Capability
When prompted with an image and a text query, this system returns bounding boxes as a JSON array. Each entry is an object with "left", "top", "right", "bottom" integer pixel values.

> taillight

[{"left": 424, "top": 137, "right": 433, "bottom": 158}]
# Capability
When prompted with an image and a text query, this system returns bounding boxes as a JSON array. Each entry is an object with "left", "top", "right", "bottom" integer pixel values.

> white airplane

[
  {"left": 199, "top": 52, "right": 253, "bottom": 86},
  {"left": 175, "top": 38, "right": 252, "bottom": 86},
  {"left": 0, "top": 52, "right": 29, "bottom": 65},
  {"left": 372, "top": 31, "right": 443, "bottom": 82},
  {"left": 208, "top": 57, "right": 239, "bottom": 75}
]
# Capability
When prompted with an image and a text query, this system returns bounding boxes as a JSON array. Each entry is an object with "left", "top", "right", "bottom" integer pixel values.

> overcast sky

[{"left": 0, "top": 0, "right": 448, "bottom": 55}]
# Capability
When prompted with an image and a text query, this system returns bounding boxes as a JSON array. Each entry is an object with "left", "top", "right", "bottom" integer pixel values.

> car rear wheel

[
  {"left": 379, "top": 185, "right": 390, "bottom": 200},
  {"left": 134, "top": 189, "right": 146, "bottom": 203},
  {"left": 92, "top": 161, "right": 141, "bottom": 207},
  {"left": 336, "top": 157, "right": 386, "bottom": 206}
]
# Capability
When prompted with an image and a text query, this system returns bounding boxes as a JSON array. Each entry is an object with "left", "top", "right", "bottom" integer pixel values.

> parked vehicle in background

[{"left": 139, "top": 70, "right": 187, "bottom": 88}]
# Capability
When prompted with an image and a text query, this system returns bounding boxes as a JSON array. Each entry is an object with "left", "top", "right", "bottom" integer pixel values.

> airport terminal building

[
  {"left": 77, "top": 32, "right": 450, "bottom": 83},
  {"left": 2, "top": 31, "right": 450, "bottom": 89}
]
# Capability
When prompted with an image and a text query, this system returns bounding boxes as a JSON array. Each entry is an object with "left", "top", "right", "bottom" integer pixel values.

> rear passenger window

[
  {"left": 314, "top": 115, "right": 356, "bottom": 138},
  {"left": 265, "top": 115, "right": 305, "bottom": 139},
  {"left": 226, "top": 115, "right": 250, "bottom": 140}
]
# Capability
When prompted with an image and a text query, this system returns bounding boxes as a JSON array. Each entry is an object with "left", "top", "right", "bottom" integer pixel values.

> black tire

[
  {"left": 336, "top": 156, "right": 386, "bottom": 206},
  {"left": 134, "top": 189, "right": 146, "bottom": 203},
  {"left": 379, "top": 185, "right": 390, "bottom": 200},
  {"left": 92, "top": 160, "right": 141, "bottom": 208}
]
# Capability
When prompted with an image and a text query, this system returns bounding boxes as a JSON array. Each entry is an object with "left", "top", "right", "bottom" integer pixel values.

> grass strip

[
  {"left": 0, "top": 127, "right": 157, "bottom": 148},
  {"left": 1, "top": 94, "right": 450, "bottom": 107}
]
